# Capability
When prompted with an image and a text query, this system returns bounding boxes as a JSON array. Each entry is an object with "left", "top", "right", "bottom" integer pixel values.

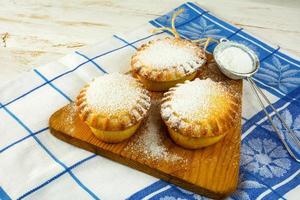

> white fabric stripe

[
  {"left": 253, "top": 78, "right": 298, "bottom": 101},
  {"left": 278, "top": 48, "right": 300, "bottom": 62},
  {"left": 283, "top": 185, "right": 300, "bottom": 199},
  {"left": 239, "top": 30, "right": 300, "bottom": 67},
  {"left": 251, "top": 77, "right": 286, "bottom": 97},
  {"left": 141, "top": 185, "right": 172, "bottom": 200},
  {"left": 241, "top": 100, "right": 292, "bottom": 140},
  {"left": 242, "top": 125, "right": 257, "bottom": 140},
  {"left": 186, "top": 3, "right": 300, "bottom": 68},
  {"left": 256, "top": 169, "right": 300, "bottom": 200},
  {"left": 251, "top": 78, "right": 298, "bottom": 108},
  {"left": 185, "top": 3, "right": 235, "bottom": 34}
]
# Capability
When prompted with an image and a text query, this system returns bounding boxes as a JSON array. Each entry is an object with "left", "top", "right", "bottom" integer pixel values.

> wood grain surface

[{"left": 49, "top": 62, "right": 243, "bottom": 199}]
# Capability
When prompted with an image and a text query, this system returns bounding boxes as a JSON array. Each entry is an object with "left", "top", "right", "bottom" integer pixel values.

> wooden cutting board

[{"left": 49, "top": 62, "right": 242, "bottom": 199}]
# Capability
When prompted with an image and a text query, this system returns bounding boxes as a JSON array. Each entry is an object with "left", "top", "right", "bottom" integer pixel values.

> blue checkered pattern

[{"left": 0, "top": 2, "right": 299, "bottom": 199}]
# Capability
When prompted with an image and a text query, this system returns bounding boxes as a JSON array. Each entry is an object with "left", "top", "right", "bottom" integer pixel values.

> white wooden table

[{"left": 0, "top": 0, "right": 299, "bottom": 85}]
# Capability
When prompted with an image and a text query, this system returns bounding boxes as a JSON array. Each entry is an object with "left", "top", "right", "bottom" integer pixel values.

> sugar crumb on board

[
  {"left": 125, "top": 97, "right": 187, "bottom": 165},
  {"left": 64, "top": 103, "right": 77, "bottom": 134}
]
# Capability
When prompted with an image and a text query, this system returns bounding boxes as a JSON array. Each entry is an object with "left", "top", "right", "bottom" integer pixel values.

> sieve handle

[{"left": 247, "top": 77, "right": 300, "bottom": 162}]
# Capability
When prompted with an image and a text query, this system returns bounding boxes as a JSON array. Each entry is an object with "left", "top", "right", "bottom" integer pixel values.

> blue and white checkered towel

[{"left": 1, "top": 2, "right": 299, "bottom": 200}]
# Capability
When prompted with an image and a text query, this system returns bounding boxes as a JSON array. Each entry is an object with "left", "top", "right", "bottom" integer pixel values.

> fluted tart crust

[
  {"left": 161, "top": 78, "right": 241, "bottom": 138},
  {"left": 131, "top": 37, "right": 206, "bottom": 82},
  {"left": 77, "top": 73, "right": 151, "bottom": 131}
]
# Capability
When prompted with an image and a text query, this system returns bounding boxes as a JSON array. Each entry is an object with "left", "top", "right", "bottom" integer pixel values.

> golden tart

[
  {"left": 160, "top": 78, "right": 240, "bottom": 149},
  {"left": 131, "top": 37, "right": 206, "bottom": 91},
  {"left": 76, "top": 73, "right": 151, "bottom": 143}
]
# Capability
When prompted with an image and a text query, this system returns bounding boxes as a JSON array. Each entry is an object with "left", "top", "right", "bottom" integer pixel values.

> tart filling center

[
  {"left": 86, "top": 73, "right": 144, "bottom": 115},
  {"left": 161, "top": 78, "right": 240, "bottom": 138},
  {"left": 137, "top": 39, "right": 199, "bottom": 70},
  {"left": 170, "top": 79, "right": 229, "bottom": 121}
]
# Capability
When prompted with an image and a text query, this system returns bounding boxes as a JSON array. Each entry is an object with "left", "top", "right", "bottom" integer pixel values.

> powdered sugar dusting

[
  {"left": 66, "top": 103, "right": 77, "bottom": 124},
  {"left": 86, "top": 73, "right": 144, "bottom": 115},
  {"left": 166, "top": 79, "right": 229, "bottom": 121},
  {"left": 126, "top": 98, "right": 185, "bottom": 163},
  {"left": 137, "top": 39, "right": 200, "bottom": 70},
  {"left": 63, "top": 103, "right": 78, "bottom": 134},
  {"left": 217, "top": 46, "right": 254, "bottom": 73}
]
